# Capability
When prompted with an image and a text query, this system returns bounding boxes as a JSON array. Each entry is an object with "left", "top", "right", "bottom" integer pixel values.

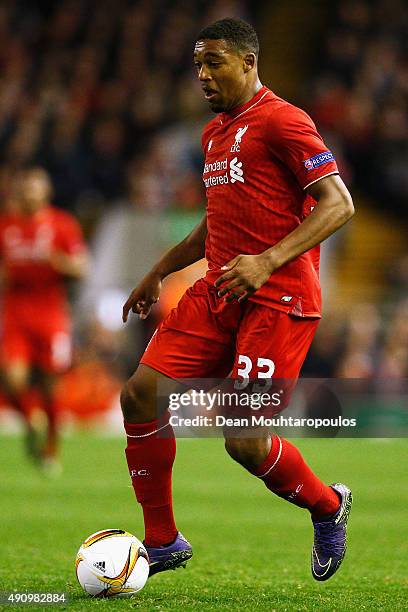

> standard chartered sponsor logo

[
  {"left": 203, "top": 171, "right": 229, "bottom": 188},
  {"left": 229, "top": 156, "right": 244, "bottom": 183},
  {"left": 203, "top": 158, "right": 228, "bottom": 173},
  {"left": 203, "top": 156, "right": 245, "bottom": 187}
]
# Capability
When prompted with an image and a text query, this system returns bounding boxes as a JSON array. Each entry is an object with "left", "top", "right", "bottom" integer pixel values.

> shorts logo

[
  {"left": 231, "top": 125, "right": 248, "bottom": 152},
  {"left": 230, "top": 157, "right": 244, "bottom": 183},
  {"left": 304, "top": 151, "right": 334, "bottom": 171},
  {"left": 280, "top": 295, "right": 293, "bottom": 303}
]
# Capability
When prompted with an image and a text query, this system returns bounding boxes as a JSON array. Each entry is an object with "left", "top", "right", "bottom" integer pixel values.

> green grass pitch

[{"left": 0, "top": 434, "right": 407, "bottom": 611}]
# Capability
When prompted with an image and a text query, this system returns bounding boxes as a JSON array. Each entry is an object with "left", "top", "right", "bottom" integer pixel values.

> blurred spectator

[
  {"left": 336, "top": 303, "right": 381, "bottom": 378},
  {"left": 0, "top": 0, "right": 252, "bottom": 210},
  {"left": 309, "top": 0, "right": 408, "bottom": 218},
  {"left": 303, "top": 288, "right": 408, "bottom": 380}
]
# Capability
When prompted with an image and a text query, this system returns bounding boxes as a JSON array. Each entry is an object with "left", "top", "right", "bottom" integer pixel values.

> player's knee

[
  {"left": 120, "top": 376, "right": 155, "bottom": 423},
  {"left": 224, "top": 437, "right": 268, "bottom": 471},
  {"left": 120, "top": 379, "right": 142, "bottom": 421},
  {"left": 4, "top": 366, "right": 30, "bottom": 396},
  {"left": 224, "top": 437, "right": 254, "bottom": 467}
]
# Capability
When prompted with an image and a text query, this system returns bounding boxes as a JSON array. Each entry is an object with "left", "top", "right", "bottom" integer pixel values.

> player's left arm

[
  {"left": 48, "top": 250, "right": 88, "bottom": 279},
  {"left": 216, "top": 174, "right": 354, "bottom": 302},
  {"left": 49, "top": 213, "right": 89, "bottom": 279}
]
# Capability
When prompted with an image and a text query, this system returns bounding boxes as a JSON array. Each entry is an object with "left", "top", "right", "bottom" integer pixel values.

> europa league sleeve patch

[{"left": 304, "top": 151, "right": 335, "bottom": 171}]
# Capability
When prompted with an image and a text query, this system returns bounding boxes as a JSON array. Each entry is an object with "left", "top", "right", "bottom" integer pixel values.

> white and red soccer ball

[{"left": 75, "top": 529, "right": 149, "bottom": 598}]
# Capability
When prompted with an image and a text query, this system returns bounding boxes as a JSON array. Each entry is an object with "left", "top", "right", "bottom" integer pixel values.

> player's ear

[{"left": 243, "top": 53, "right": 256, "bottom": 72}]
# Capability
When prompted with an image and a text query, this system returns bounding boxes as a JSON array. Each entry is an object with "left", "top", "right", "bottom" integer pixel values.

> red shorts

[
  {"left": 2, "top": 302, "right": 72, "bottom": 374},
  {"left": 141, "top": 278, "right": 319, "bottom": 383}
]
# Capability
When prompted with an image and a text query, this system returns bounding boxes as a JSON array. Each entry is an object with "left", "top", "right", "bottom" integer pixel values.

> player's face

[
  {"left": 194, "top": 39, "right": 254, "bottom": 113},
  {"left": 19, "top": 171, "right": 50, "bottom": 213}
]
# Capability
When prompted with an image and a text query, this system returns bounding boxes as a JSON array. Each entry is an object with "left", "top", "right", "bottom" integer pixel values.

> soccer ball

[{"left": 75, "top": 529, "right": 149, "bottom": 598}]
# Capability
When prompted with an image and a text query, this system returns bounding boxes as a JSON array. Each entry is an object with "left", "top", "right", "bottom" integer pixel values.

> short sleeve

[
  {"left": 268, "top": 105, "right": 339, "bottom": 190},
  {"left": 56, "top": 213, "right": 86, "bottom": 255}
]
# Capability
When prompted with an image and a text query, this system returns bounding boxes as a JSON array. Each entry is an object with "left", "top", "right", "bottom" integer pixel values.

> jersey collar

[{"left": 220, "top": 85, "right": 269, "bottom": 123}]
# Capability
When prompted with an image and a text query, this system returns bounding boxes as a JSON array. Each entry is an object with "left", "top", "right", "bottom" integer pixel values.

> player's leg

[
  {"left": 224, "top": 305, "right": 338, "bottom": 513},
  {"left": 121, "top": 363, "right": 180, "bottom": 547},
  {"left": 122, "top": 279, "right": 236, "bottom": 575},
  {"left": 223, "top": 304, "right": 352, "bottom": 580},
  {"left": 36, "top": 328, "right": 72, "bottom": 471},
  {"left": 2, "top": 360, "right": 39, "bottom": 456},
  {"left": 122, "top": 363, "right": 194, "bottom": 575},
  {"left": 2, "top": 359, "right": 31, "bottom": 402},
  {"left": 1, "top": 324, "right": 40, "bottom": 460},
  {"left": 36, "top": 371, "right": 61, "bottom": 473},
  {"left": 225, "top": 433, "right": 341, "bottom": 519}
]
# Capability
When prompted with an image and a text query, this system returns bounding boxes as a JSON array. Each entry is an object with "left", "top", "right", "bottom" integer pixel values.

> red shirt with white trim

[
  {"left": 201, "top": 85, "right": 339, "bottom": 317},
  {"left": 0, "top": 205, "right": 86, "bottom": 311}
]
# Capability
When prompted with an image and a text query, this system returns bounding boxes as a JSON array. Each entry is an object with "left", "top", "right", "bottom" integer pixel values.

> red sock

[
  {"left": 125, "top": 415, "right": 177, "bottom": 547},
  {"left": 253, "top": 436, "right": 340, "bottom": 520}
]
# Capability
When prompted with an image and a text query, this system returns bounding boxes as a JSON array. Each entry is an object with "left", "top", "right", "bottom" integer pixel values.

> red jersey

[
  {"left": 201, "top": 85, "right": 339, "bottom": 317},
  {"left": 0, "top": 205, "right": 86, "bottom": 310}
]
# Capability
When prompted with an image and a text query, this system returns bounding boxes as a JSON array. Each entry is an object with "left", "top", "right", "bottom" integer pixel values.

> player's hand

[
  {"left": 47, "top": 249, "right": 70, "bottom": 272},
  {"left": 122, "top": 272, "right": 162, "bottom": 322},
  {"left": 214, "top": 253, "right": 275, "bottom": 303},
  {"left": 47, "top": 249, "right": 88, "bottom": 279}
]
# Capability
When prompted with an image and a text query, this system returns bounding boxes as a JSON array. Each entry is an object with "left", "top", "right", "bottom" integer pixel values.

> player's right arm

[{"left": 122, "top": 215, "right": 207, "bottom": 322}]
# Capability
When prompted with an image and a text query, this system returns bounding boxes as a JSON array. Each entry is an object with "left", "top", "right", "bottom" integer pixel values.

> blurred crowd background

[{"left": 0, "top": 0, "right": 407, "bottom": 425}]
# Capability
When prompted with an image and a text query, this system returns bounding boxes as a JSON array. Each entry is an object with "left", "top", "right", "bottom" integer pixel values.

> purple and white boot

[
  {"left": 145, "top": 532, "right": 193, "bottom": 577},
  {"left": 311, "top": 483, "right": 353, "bottom": 581}
]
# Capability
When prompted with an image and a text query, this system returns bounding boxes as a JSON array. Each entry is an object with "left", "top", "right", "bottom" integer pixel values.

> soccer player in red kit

[
  {"left": 122, "top": 19, "right": 354, "bottom": 581},
  {"left": 0, "top": 167, "right": 88, "bottom": 472}
]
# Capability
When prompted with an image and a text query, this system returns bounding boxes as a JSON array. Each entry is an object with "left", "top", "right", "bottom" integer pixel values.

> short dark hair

[{"left": 196, "top": 18, "right": 259, "bottom": 57}]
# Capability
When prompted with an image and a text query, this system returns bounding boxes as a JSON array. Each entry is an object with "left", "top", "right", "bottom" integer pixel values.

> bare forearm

[
  {"left": 152, "top": 215, "right": 207, "bottom": 279},
  {"left": 50, "top": 252, "right": 89, "bottom": 279},
  {"left": 265, "top": 199, "right": 352, "bottom": 269},
  {"left": 123, "top": 216, "right": 207, "bottom": 321}
]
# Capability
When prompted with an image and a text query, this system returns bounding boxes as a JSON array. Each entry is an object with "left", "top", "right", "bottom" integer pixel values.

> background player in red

[
  {"left": 0, "top": 167, "right": 88, "bottom": 472},
  {"left": 121, "top": 19, "right": 355, "bottom": 581}
]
